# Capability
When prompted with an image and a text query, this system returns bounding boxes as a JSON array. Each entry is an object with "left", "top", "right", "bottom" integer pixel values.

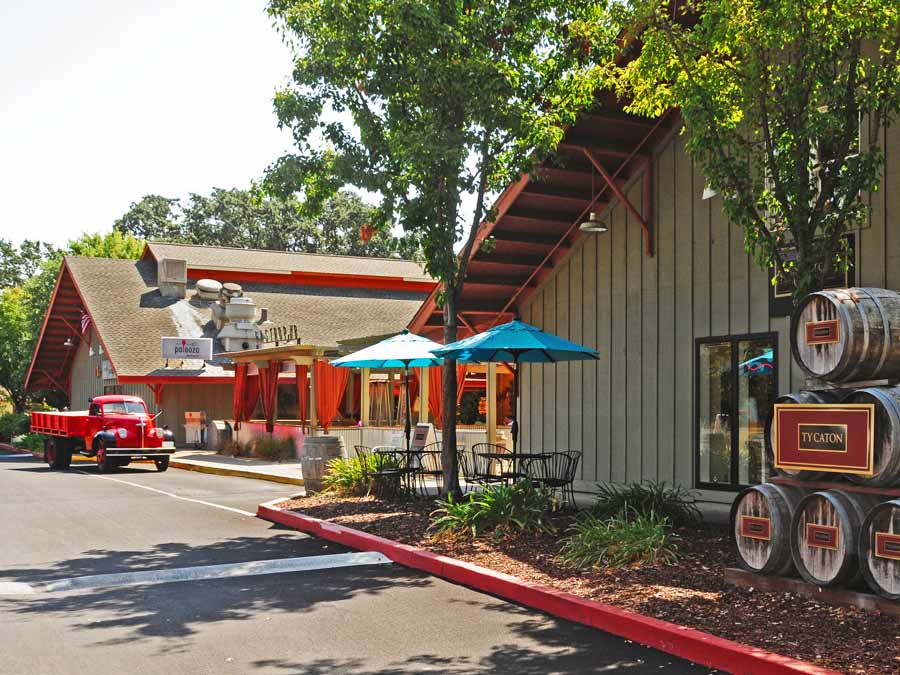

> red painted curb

[{"left": 257, "top": 503, "right": 840, "bottom": 675}]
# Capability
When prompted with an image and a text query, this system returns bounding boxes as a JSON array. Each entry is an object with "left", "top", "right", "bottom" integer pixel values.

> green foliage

[
  {"left": 323, "top": 455, "right": 377, "bottom": 495},
  {"left": 249, "top": 435, "right": 296, "bottom": 462},
  {"left": 560, "top": 510, "right": 680, "bottom": 569},
  {"left": 67, "top": 230, "right": 144, "bottom": 259},
  {"left": 430, "top": 481, "right": 557, "bottom": 538},
  {"left": 591, "top": 481, "right": 701, "bottom": 528},
  {"left": 457, "top": 392, "right": 482, "bottom": 425},
  {"left": 0, "top": 288, "right": 31, "bottom": 412},
  {"left": 0, "top": 239, "right": 56, "bottom": 289},
  {"left": 265, "top": 0, "right": 604, "bottom": 494},
  {"left": 11, "top": 433, "right": 45, "bottom": 453},
  {"left": 220, "top": 440, "right": 250, "bottom": 457},
  {"left": 604, "top": 0, "right": 900, "bottom": 299},
  {"left": 0, "top": 412, "right": 30, "bottom": 442},
  {"left": 114, "top": 190, "right": 421, "bottom": 259}
]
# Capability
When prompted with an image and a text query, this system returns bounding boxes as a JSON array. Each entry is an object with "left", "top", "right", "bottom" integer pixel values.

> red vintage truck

[{"left": 31, "top": 394, "right": 175, "bottom": 472}]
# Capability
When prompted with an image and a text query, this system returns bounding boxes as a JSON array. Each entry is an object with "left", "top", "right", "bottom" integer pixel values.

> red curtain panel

[
  {"left": 258, "top": 360, "right": 282, "bottom": 433},
  {"left": 427, "top": 364, "right": 468, "bottom": 427},
  {"left": 315, "top": 360, "right": 350, "bottom": 431},
  {"left": 233, "top": 363, "right": 247, "bottom": 430},
  {"left": 244, "top": 374, "right": 260, "bottom": 423},
  {"left": 295, "top": 365, "right": 309, "bottom": 424}
]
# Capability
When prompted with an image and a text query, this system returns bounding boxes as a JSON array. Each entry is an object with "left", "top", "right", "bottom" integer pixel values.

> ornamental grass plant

[
  {"left": 429, "top": 481, "right": 557, "bottom": 538},
  {"left": 323, "top": 455, "right": 378, "bottom": 495},
  {"left": 592, "top": 480, "right": 701, "bottom": 527},
  {"left": 559, "top": 510, "right": 680, "bottom": 570}
]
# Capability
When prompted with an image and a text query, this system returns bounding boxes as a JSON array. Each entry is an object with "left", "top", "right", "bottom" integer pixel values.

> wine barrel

[
  {"left": 731, "top": 483, "right": 809, "bottom": 575},
  {"left": 840, "top": 387, "right": 900, "bottom": 487},
  {"left": 791, "top": 490, "right": 879, "bottom": 587},
  {"left": 792, "top": 287, "right": 900, "bottom": 383},
  {"left": 764, "top": 390, "right": 839, "bottom": 480},
  {"left": 859, "top": 499, "right": 900, "bottom": 599}
]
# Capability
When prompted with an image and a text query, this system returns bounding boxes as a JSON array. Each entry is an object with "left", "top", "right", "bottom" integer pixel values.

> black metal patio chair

[
  {"left": 470, "top": 443, "right": 514, "bottom": 486},
  {"left": 416, "top": 443, "right": 444, "bottom": 496},
  {"left": 525, "top": 451, "right": 581, "bottom": 508}
]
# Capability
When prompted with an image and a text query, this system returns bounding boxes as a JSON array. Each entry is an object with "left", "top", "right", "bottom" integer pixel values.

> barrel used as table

[
  {"left": 859, "top": 499, "right": 900, "bottom": 599},
  {"left": 300, "top": 435, "right": 346, "bottom": 492},
  {"left": 791, "top": 287, "right": 900, "bottom": 383},
  {"left": 791, "top": 489, "right": 879, "bottom": 587},
  {"left": 841, "top": 386, "right": 900, "bottom": 487},
  {"left": 764, "top": 390, "right": 839, "bottom": 480},
  {"left": 732, "top": 483, "right": 809, "bottom": 575}
]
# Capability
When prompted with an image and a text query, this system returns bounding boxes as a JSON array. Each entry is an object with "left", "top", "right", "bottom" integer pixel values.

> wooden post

[
  {"left": 309, "top": 359, "right": 318, "bottom": 436},
  {"left": 418, "top": 367, "right": 429, "bottom": 424},
  {"left": 486, "top": 362, "right": 497, "bottom": 446},
  {"left": 360, "top": 368, "right": 370, "bottom": 427}
]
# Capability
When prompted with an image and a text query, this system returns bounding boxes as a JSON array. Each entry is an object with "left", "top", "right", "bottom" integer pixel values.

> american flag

[{"left": 80, "top": 310, "right": 91, "bottom": 335}]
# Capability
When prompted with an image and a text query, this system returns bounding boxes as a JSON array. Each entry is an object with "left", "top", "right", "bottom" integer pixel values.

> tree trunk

[{"left": 441, "top": 287, "right": 461, "bottom": 498}]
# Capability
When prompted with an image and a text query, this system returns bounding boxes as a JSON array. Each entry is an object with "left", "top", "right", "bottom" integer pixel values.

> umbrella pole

[
  {"left": 404, "top": 365, "right": 412, "bottom": 451},
  {"left": 511, "top": 355, "right": 519, "bottom": 453}
]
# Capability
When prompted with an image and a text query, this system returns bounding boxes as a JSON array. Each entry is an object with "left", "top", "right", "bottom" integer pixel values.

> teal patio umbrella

[
  {"left": 431, "top": 321, "right": 599, "bottom": 452},
  {"left": 331, "top": 330, "right": 444, "bottom": 450}
]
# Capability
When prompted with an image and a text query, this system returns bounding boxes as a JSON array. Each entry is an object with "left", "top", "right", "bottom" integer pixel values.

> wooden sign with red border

[
  {"left": 806, "top": 523, "right": 839, "bottom": 550},
  {"left": 805, "top": 319, "right": 840, "bottom": 346},
  {"left": 738, "top": 516, "right": 771, "bottom": 541},
  {"left": 773, "top": 403, "right": 874, "bottom": 475},
  {"left": 875, "top": 532, "right": 900, "bottom": 561}
]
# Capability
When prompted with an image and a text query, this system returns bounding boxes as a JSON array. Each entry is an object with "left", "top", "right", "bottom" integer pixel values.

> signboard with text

[
  {"left": 773, "top": 403, "right": 874, "bottom": 475},
  {"left": 161, "top": 337, "right": 213, "bottom": 361}
]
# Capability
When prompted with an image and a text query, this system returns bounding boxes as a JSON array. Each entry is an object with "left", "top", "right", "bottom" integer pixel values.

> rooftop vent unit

[
  {"left": 158, "top": 258, "right": 187, "bottom": 299},
  {"left": 210, "top": 282, "right": 264, "bottom": 351},
  {"left": 195, "top": 278, "right": 222, "bottom": 301}
]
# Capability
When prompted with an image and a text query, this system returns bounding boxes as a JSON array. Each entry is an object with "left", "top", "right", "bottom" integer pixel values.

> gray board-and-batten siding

[{"left": 517, "top": 122, "right": 900, "bottom": 505}]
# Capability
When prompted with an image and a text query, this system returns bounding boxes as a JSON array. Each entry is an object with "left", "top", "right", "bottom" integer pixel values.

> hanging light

[
  {"left": 63, "top": 336, "right": 75, "bottom": 347},
  {"left": 579, "top": 162, "right": 608, "bottom": 233}
]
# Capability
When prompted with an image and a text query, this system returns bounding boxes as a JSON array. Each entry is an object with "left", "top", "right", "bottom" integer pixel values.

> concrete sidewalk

[{"left": 170, "top": 451, "right": 304, "bottom": 487}]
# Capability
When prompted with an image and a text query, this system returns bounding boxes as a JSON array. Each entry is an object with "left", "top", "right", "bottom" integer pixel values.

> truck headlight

[
  {"left": 117, "top": 428, "right": 128, "bottom": 439},
  {"left": 154, "top": 428, "right": 164, "bottom": 439}
]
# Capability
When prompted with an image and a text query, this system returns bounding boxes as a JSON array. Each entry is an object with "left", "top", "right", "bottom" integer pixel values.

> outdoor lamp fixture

[
  {"left": 63, "top": 336, "right": 75, "bottom": 348},
  {"left": 579, "top": 163, "right": 608, "bottom": 233}
]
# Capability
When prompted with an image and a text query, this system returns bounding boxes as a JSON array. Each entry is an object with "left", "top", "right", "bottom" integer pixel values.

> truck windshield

[{"left": 102, "top": 402, "right": 146, "bottom": 415}]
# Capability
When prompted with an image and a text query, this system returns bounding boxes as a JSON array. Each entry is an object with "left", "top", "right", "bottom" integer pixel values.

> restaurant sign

[
  {"left": 161, "top": 337, "right": 213, "bottom": 361},
  {"left": 772, "top": 403, "right": 874, "bottom": 475}
]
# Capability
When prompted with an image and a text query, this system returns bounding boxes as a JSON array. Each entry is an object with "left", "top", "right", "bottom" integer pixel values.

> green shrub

[
  {"left": 220, "top": 439, "right": 250, "bottom": 457},
  {"left": 0, "top": 412, "right": 30, "bottom": 442},
  {"left": 592, "top": 481, "right": 701, "bottom": 527},
  {"left": 560, "top": 510, "right": 680, "bottom": 569},
  {"left": 12, "top": 433, "right": 46, "bottom": 453},
  {"left": 323, "top": 456, "right": 376, "bottom": 495},
  {"left": 249, "top": 435, "right": 296, "bottom": 461},
  {"left": 430, "top": 481, "right": 556, "bottom": 538}
]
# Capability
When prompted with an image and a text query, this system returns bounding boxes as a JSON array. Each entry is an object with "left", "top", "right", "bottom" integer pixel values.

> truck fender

[
  {"left": 162, "top": 428, "right": 175, "bottom": 443},
  {"left": 92, "top": 430, "right": 118, "bottom": 451}
]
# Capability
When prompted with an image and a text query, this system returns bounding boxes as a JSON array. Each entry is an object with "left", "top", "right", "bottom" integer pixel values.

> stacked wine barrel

[{"left": 733, "top": 287, "right": 900, "bottom": 599}]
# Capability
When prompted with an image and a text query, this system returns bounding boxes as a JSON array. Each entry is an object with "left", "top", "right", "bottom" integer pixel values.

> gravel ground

[{"left": 279, "top": 493, "right": 900, "bottom": 675}]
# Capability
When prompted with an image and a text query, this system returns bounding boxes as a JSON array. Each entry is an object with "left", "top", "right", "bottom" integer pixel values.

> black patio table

[
  {"left": 475, "top": 450, "right": 552, "bottom": 485},
  {"left": 373, "top": 447, "right": 422, "bottom": 497}
]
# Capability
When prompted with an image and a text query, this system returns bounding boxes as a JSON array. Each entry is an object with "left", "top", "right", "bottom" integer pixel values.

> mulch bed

[{"left": 278, "top": 493, "right": 900, "bottom": 675}]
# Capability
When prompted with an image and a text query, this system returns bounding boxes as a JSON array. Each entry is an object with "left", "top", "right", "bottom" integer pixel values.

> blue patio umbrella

[
  {"left": 739, "top": 349, "right": 774, "bottom": 375},
  {"left": 331, "top": 330, "right": 444, "bottom": 450},
  {"left": 431, "top": 321, "right": 599, "bottom": 451}
]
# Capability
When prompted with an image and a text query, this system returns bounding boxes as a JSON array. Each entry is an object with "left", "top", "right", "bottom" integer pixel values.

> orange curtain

[
  {"left": 233, "top": 364, "right": 260, "bottom": 430},
  {"left": 315, "top": 360, "right": 350, "bottom": 431},
  {"left": 295, "top": 365, "right": 309, "bottom": 424},
  {"left": 258, "top": 360, "right": 282, "bottom": 433},
  {"left": 427, "top": 364, "right": 468, "bottom": 428}
]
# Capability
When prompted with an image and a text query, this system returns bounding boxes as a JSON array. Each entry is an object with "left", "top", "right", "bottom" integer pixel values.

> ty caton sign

[
  {"left": 773, "top": 403, "right": 874, "bottom": 475},
  {"left": 161, "top": 337, "right": 213, "bottom": 361}
]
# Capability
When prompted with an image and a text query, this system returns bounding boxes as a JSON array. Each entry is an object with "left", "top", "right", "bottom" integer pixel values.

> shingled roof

[
  {"left": 144, "top": 242, "right": 432, "bottom": 282},
  {"left": 27, "top": 254, "right": 431, "bottom": 388}
]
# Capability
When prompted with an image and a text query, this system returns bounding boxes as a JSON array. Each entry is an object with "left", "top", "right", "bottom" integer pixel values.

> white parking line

[
  {"left": 0, "top": 552, "right": 392, "bottom": 596},
  {"left": 74, "top": 469, "right": 256, "bottom": 516}
]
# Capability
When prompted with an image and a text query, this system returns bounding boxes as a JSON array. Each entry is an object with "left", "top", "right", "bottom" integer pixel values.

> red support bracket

[
  {"left": 58, "top": 316, "right": 90, "bottom": 347},
  {"left": 581, "top": 148, "right": 654, "bottom": 257},
  {"left": 149, "top": 383, "right": 166, "bottom": 406}
]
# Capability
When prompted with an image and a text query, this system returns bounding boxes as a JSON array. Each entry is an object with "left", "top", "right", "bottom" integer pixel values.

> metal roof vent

[
  {"left": 158, "top": 258, "right": 187, "bottom": 299},
  {"left": 195, "top": 278, "right": 222, "bottom": 301},
  {"left": 221, "top": 282, "right": 243, "bottom": 299}
]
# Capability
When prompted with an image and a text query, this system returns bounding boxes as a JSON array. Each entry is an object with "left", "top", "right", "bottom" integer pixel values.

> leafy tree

[
  {"left": 114, "top": 188, "right": 421, "bottom": 258},
  {"left": 0, "top": 287, "right": 31, "bottom": 411},
  {"left": 68, "top": 230, "right": 145, "bottom": 259},
  {"left": 604, "top": 0, "right": 900, "bottom": 299},
  {"left": 265, "top": 0, "right": 601, "bottom": 495},
  {"left": 0, "top": 239, "right": 56, "bottom": 289}
]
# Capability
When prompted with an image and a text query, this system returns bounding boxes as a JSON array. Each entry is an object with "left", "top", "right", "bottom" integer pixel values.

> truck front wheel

[
  {"left": 95, "top": 444, "right": 114, "bottom": 473},
  {"left": 155, "top": 457, "right": 169, "bottom": 472}
]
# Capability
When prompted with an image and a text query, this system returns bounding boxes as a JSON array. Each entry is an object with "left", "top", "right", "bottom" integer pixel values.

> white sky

[{"left": 0, "top": 0, "right": 295, "bottom": 247}]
